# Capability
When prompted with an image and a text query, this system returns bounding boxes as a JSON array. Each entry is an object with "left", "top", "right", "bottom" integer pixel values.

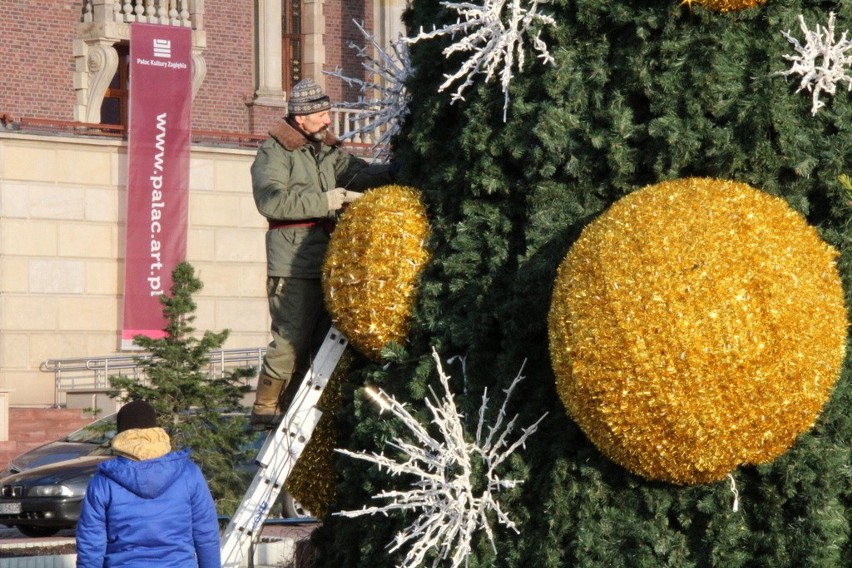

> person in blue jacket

[{"left": 75, "top": 400, "right": 221, "bottom": 568}]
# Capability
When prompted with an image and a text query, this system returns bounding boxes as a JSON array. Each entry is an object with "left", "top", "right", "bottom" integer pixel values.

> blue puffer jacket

[{"left": 75, "top": 447, "right": 220, "bottom": 568}]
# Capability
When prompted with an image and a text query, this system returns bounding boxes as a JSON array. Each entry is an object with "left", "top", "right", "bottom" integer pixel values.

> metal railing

[{"left": 41, "top": 347, "right": 266, "bottom": 407}]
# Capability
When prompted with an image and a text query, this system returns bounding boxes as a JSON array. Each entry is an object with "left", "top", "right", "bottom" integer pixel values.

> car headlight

[
  {"left": 30, "top": 477, "right": 90, "bottom": 498},
  {"left": 30, "top": 485, "right": 74, "bottom": 497}
]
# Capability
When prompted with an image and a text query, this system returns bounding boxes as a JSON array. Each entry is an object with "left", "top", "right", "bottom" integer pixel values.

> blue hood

[{"left": 98, "top": 448, "right": 191, "bottom": 499}]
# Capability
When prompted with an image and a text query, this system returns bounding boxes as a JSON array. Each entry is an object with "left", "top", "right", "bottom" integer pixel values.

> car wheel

[
  {"left": 16, "top": 525, "right": 61, "bottom": 538},
  {"left": 281, "top": 491, "right": 312, "bottom": 519}
]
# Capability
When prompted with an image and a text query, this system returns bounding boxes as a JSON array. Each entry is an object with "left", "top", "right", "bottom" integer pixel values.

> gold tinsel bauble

[
  {"left": 323, "top": 185, "right": 431, "bottom": 359},
  {"left": 683, "top": 0, "right": 765, "bottom": 13},
  {"left": 284, "top": 349, "right": 353, "bottom": 518},
  {"left": 548, "top": 178, "right": 848, "bottom": 485}
]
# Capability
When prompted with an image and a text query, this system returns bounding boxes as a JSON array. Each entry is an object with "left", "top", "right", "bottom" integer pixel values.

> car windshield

[{"left": 63, "top": 413, "right": 116, "bottom": 446}]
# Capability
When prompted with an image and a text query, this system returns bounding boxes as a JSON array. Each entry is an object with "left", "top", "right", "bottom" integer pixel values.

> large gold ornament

[
  {"left": 284, "top": 349, "right": 352, "bottom": 518},
  {"left": 681, "top": 0, "right": 765, "bottom": 13},
  {"left": 323, "top": 185, "right": 431, "bottom": 359},
  {"left": 548, "top": 178, "right": 848, "bottom": 485}
]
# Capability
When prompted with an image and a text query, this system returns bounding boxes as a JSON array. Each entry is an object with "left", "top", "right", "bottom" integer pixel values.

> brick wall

[
  {"left": 0, "top": 409, "right": 95, "bottom": 471},
  {"left": 0, "top": 1, "right": 82, "bottom": 122},
  {"left": 191, "top": 0, "right": 256, "bottom": 133},
  {"left": 249, "top": 105, "right": 287, "bottom": 137},
  {"left": 323, "top": 1, "right": 375, "bottom": 103}
]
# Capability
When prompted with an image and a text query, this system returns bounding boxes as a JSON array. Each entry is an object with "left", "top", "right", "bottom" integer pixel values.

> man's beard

[{"left": 306, "top": 126, "right": 327, "bottom": 142}]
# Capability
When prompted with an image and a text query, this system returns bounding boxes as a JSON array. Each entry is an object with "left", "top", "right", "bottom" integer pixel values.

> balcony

[{"left": 81, "top": 0, "right": 201, "bottom": 28}]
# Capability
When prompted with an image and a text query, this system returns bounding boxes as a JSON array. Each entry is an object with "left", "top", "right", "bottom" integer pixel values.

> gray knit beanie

[{"left": 288, "top": 78, "right": 331, "bottom": 116}]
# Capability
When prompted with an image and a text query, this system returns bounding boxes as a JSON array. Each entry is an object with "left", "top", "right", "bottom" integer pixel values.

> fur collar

[{"left": 268, "top": 119, "right": 342, "bottom": 151}]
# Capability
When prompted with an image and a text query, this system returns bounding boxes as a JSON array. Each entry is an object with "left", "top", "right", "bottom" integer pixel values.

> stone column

[
  {"left": 302, "top": 0, "right": 326, "bottom": 89},
  {"left": 254, "top": 0, "right": 286, "bottom": 106},
  {"left": 374, "top": 0, "right": 407, "bottom": 50}
]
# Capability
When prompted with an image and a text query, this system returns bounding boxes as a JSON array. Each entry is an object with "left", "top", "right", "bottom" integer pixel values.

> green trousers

[{"left": 261, "top": 276, "right": 331, "bottom": 386}]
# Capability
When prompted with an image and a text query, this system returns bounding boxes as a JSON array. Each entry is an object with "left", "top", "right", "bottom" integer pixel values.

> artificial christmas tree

[{"left": 312, "top": 0, "right": 852, "bottom": 566}]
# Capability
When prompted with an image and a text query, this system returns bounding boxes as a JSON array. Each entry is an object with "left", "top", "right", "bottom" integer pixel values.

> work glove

[
  {"left": 325, "top": 188, "right": 347, "bottom": 211},
  {"left": 343, "top": 190, "right": 364, "bottom": 203}
]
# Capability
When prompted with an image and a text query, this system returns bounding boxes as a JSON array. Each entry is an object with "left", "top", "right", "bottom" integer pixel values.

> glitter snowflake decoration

[
  {"left": 335, "top": 349, "right": 546, "bottom": 568},
  {"left": 779, "top": 12, "right": 852, "bottom": 115},
  {"left": 408, "top": 0, "right": 556, "bottom": 121},
  {"left": 325, "top": 21, "right": 412, "bottom": 162}
]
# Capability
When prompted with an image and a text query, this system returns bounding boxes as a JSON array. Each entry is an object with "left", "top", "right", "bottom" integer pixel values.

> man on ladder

[
  {"left": 248, "top": 77, "right": 393, "bottom": 430},
  {"left": 222, "top": 78, "right": 394, "bottom": 566}
]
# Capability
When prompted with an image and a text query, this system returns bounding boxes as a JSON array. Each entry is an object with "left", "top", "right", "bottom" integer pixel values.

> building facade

[{"left": 0, "top": 0, "right": 407, "bottom": 413}]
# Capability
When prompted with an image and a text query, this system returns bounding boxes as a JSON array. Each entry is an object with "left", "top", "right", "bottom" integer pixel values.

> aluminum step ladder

[{"left": 221, "top": 325, "right": 348, "bottom": 567}]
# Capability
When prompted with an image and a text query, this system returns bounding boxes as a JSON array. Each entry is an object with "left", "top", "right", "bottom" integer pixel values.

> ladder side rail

[
  {"left": 255, "top": 328, "right": 346, "bottom": 466},
  {"left": 221, "top": 379, "right": 331, "bottom": 565},
  {"left": 220, "top": 326, "right": 347, "bottom": 567},
  {"left": 220, "top": 406, "right": 324, "bottom": 568}
]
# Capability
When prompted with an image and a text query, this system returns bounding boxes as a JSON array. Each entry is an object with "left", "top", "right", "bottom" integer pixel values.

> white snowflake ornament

[
  {"left": 779, "top": 12, "right": 852, "bottom": 115},
  {"left": 325, "top": 21, "right": 413, "bottom": 162},
  {"left": 408, "top": 0, "right": 556, "bottom": 121},
  {"left": 335, "top": 349, "right": 547, "bottom": 568}
]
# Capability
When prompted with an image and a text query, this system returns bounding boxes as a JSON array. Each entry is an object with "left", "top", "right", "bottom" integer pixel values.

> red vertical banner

[{"left": 122, "top": 23, "right": 192, "bottom": 349}]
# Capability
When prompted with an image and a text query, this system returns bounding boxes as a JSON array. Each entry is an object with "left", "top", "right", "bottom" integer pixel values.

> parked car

[
  {"left": 0, "top": 413, "right": 311, "bottom": 537},
  {"left": 0, "top": 413, "right": 116, "bottom": 478},
  {"left": 0, "top": 455, "right": 113, "bottom": 537}
]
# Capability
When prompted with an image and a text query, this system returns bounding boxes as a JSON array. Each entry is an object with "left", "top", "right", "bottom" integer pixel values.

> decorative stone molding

[
  {"left": 191, "top": 50, "right": 208, "bottom": 101},
  {"left": 75, "top": 40, "right": 119, "bottom": 124}
]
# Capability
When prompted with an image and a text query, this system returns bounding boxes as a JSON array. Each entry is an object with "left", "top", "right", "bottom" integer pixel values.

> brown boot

[{"left": 249, "top": 372, "right": 288, "bottom": 430}]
